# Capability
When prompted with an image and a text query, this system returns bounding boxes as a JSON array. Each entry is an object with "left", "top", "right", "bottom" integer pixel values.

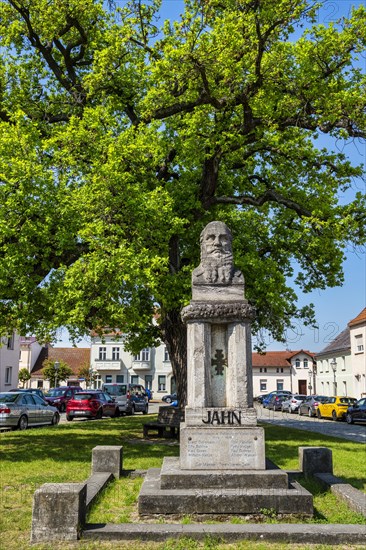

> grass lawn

[{"left": 0, "top": 413, "right": 365, "bottom": 550}]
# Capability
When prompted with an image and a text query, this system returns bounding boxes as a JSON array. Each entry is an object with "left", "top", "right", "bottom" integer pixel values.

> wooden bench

[{"left": 143, "top": 406, "right": 184, "bottom": 438}]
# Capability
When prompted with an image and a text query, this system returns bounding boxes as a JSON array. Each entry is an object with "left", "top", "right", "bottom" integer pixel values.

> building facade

[
  {"left": 19, "top": 336, "right": 43, "bottom": 382},
  {"left": 0, "top": 332, "right": 21, "bottom": 392},
  {"left": 90, "top": 333, "right": 175, "bottom": 397},
  {"left": 252, "top": 350, "right": 316, "bottom": 397},
  {"left": 29, "top": 346, "right": 91, "bottom": 390},
  {"left": 315, "top": 308, "right": 366, "bottom": 399}
]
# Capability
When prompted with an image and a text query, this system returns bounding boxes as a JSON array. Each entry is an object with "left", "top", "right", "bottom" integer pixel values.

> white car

[{"left": 281, "top": 394, "right": 307, "bottom": 413}]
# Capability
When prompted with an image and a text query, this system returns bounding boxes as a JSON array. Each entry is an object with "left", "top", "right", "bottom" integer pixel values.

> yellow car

[{"left": 316, "top": 396, "right": 357, "bottom": 421}]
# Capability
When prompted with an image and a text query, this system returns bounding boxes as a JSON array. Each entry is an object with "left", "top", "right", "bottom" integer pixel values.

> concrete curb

[
  {"left": 315, "top": 473, "right": 366, "bottom": 518},
  {"left": 82, "top": 523, "right": 366, "bottom": 544}
]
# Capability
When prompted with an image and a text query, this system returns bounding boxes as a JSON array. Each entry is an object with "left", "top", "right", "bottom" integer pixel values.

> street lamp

[
  {"left": 89, "top": 367, "right": 94, "bottom": 389},
  {"left": 308, "top": 369, "right": 313, "bottom": 394},
  {"left": 54, "top": 361, "right": 60, "bottom": 389},
  {"left": 330, "top": 358, "right": 337, "bottom": 395}
]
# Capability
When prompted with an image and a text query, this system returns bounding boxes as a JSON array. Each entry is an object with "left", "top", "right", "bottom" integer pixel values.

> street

[
  {"left": 256, "top": 404, "right": 366, "bottom": 444},
  {"left": 59, "top": 401, "right": 365, "bottom": 444}
]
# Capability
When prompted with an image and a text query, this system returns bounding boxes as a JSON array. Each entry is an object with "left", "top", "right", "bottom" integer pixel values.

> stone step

[
  {"left": 82, "top": 522, "right": 366, "bottom": 544},
  {"left": 138, "top": 468, "right": 313, "bottom": 516},
  {"left": 160, "top": 457, "right": 289, "bottom": 489}
]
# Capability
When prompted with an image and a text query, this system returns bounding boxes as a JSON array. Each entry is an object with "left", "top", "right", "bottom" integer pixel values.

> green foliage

[
  {"left": 42, "top": 359, "right": 73, "bottom": 386},
  {"left": 0, "top": 0, "right": 364, "bottom": 369},
  {"left": 17, "top": 367, "right": 31, "bottom": 386}
]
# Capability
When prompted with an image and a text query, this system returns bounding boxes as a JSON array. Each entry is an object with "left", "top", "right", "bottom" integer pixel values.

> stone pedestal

[{"left": 138, "top": 221, "right": 313, "bottom": 517}]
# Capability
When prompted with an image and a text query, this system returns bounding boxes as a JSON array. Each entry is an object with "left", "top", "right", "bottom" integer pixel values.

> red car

[
  {"left": 66, "top": 391, "right": 120, "bottom": 421},
  {"left": 44, "top": 386, "right": 82, "bottom": 412}
]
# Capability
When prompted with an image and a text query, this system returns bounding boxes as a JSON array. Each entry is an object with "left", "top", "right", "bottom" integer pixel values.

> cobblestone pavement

[{"left": 256, "top": 404, "right": 366, "bottom": 444}]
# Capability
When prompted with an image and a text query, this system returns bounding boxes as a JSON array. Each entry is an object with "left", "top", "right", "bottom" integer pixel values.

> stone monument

[{"left": 139, "top": 221, "right": 313, "bottom": 516}]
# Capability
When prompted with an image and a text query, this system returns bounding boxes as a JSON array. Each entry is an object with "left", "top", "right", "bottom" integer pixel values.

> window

[
  {"left": 105, "top": 375, "right": 112, "bottom": 383},
  {"left": 260, "top": 367, "right": 267, "bottom": 373},
  {"left": 341, "top": 356, "right": 346, "bottom": 371},
  {"left": 260, "top": 380, "right": 267, "bottom": 391},
  {"left": 112, "top": 347, "right": 120, "bottom": 360},
  {"left": 158, "top": 375, "right": 166, "bottom": 391},
  {"left": 295, "top": 359, "right": 300, "bottom": 368},
  {"left": 116, "top": 375, "right": 124, "bottom": 383},
  {"left": 164, "top": 347, "right": 170, "bottom": 362},
  {"left": 134, "top": 348, "right": 150, "bottom": 361},
  {"left": 145, "top": 375, "right": 152, "bottom": 390},
  {"left": 37, "top": 380, "right": 43, "bottom": 388},
  {"left": 355, "top": 334, "right": 364, "bottom": 352},
  {"left": 303, "top": 358, "right": 308, "bottom": 369},
  {"left": 277, "top": 380, "right": 284, "bottom": 391},
  {"left": 99, "top": 347, "right": 107, "bottom": 360},
  {"left": 131, "top": 375, "right": 139, "bottom": 385},
  {"left": 7, "top": 333, "right": 14, "bottom": 350},
  {"left": 5, "top": 366, "right": 12, "bottom": 385},
  {"left": 276, "top": 368, "right": 284, "bottom": 373},
  {"left": 343, "top": 381, "right": 347, "bottom": 395}
]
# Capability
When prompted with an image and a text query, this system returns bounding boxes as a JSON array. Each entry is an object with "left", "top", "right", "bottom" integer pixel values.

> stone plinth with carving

[
  {"left": 179, "top": 221, "right": 264, "bottom": 470},
  {"left": 138, "top": 221, "right": 313, "bottom": 516}
]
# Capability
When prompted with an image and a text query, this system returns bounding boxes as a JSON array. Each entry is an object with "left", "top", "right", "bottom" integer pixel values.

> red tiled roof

[
  {"left": 252, "top": 350, "right": 315, "bottom": 368},
  {"left": 348, "top": 308, "right": 366, "bottom": 328},
  {"left": 31, "top": 346, "right": 90, "bottom": 378}
]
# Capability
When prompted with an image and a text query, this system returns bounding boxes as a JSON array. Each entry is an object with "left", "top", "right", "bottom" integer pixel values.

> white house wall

[
  {"left": 350, "top": 323, "right": 366, "bottom": 398},
  {"left": 0, "top": 333, "right": 21, "bottom": 392},
  {"left": 90, "top": 336, "right": 175, "bottom": 397}
]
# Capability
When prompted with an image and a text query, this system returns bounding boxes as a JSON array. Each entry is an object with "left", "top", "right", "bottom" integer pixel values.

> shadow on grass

[{"left": 0, "top": 415, "right": 178, "bottom": 466}]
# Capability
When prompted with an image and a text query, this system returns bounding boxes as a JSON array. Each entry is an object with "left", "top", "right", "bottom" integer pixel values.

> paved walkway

[{"left": 256, "top": 405, "right": 366, "bottom": 444}]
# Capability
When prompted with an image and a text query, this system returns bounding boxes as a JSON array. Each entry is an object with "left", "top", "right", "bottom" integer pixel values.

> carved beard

[{"left": 200, "top": 256, "right": 234, "bottom": 284}]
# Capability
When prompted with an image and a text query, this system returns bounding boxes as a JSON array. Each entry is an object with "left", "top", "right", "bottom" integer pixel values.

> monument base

[
  {"left": 180, "top": 425, "right": 265, "bottom": 470},
  {"left": 138, "top": 458, "right": 313, "bottom": 516}
]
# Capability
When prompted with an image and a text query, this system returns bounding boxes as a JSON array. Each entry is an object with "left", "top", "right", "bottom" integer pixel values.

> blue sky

[{"left": 55, "top": 1, "right": 365, "bottom": 352}]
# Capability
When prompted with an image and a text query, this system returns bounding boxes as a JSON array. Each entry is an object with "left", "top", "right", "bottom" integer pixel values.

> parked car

[
  {"left": 10, "top": 388, "right": 47, "bottom": 401},
  {"left": 102, "top": 383, "right": 149, "bottom": 414},
  {"left": 66, "top": 391, "right": 120, "bottom": 421},
  {"left": 298, "top": 395, "right": 328, "bottom": 417},
  {"left": 267, "top": 394, "right": 289, "bottom": 411},
  {"left": 345, "top": 397, "right": 366, "bottom": 424},
  {"left": 162, "top": 393, "right": 177, "bottom": 404},
  {"left": 44, "top": 386, "right": 82, "bottom": 412},
  {"left": 262, "top": 391, "right": 292, "bottom": 408},
  {"left": 0, "top": 391, "right": 59, "bottom": 430},
  {"left": 281, "top": 394, "right": 307, "bottom": 413},
  {"left": 255, "top": 394, "right": 269, "bottom": 404},
  {"left": 316, "top": 396, "right": 357, "bottom": 421}
]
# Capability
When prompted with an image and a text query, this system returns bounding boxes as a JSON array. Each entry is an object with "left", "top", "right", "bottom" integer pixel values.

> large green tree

[{"left": 0, "top": 0, "right": 365, "bottom": 403}]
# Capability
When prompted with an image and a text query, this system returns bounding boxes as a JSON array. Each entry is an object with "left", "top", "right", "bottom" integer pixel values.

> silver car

[
  {"left": 281, "top": 394, "right": 307, "bottom": 413},
  {"left": 0, "top": 392, "right": 60, "bottom": 430}
]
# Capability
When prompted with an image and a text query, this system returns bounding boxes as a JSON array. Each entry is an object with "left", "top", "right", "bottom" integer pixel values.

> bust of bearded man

[{"left": 192, "top": 221, "right": 244, "bottom": 286}]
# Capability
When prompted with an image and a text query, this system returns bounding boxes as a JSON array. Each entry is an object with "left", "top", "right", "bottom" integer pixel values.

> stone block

[
  {"left": 299, "top": 447, "right": 333, "bottom": 477},
  {"left": 180, "top": 426, "right": 266, "bottom": 470},
  {"left": 92, "top": 445, "right": 123, "bottom": 479},
  {"left": 160, "top": 457, "right": 288, "bottom": 489},
  {"left": 138, "top": 469, "right": 313, "bottom": 516},
  {"left": 31, "top": 483, "right": 86, "bottom": 543},
  {"left": 184, "top": 407, "right": 257, "bottom": 427}
]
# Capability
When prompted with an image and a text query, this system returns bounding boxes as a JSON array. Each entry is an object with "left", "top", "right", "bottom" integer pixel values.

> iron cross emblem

[{"left": 211, "top": 349, "right": 227, "bottom": 376}]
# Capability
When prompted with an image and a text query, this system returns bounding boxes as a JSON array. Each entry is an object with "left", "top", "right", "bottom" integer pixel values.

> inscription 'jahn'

[{"left": 202, "top": 410, "right": 242, "bottom": 425}]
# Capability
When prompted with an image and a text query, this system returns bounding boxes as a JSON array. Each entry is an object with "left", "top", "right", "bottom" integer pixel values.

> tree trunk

[{"left": 161, "top": 308, "right": 187, "bottom": 408}]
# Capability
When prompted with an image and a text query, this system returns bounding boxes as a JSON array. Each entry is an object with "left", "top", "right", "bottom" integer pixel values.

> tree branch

[{"left": 211, "top": 189, "right": 313, "bottom": 218}]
